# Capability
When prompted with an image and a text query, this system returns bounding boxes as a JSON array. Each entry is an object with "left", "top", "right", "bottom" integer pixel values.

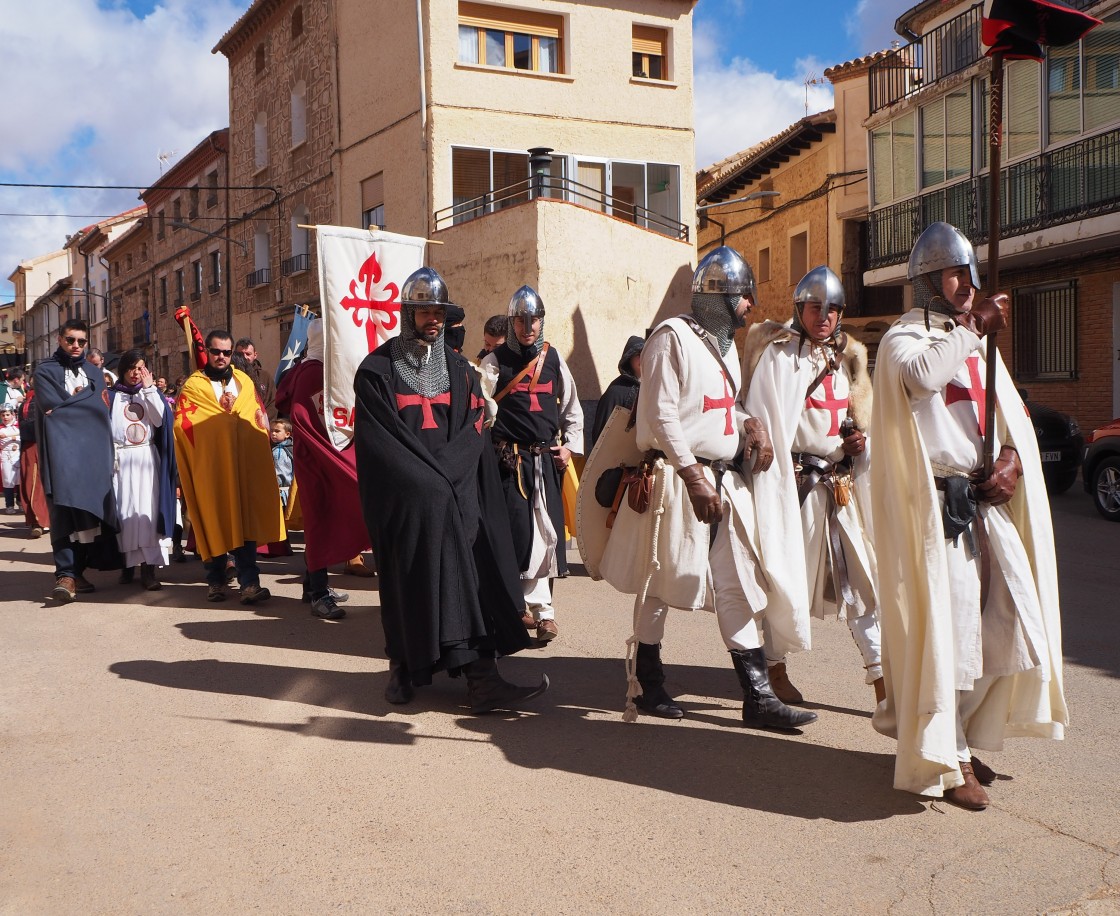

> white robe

[
  {"left": 0, "top": 420, "right": 20, "bottom": 489},
  {"left": 870, "top": 309, "right": 1067, "bottom": 798},
  {"left": 741, "top": 324, "right": 879, "bottom": 633},
  {"left": 112, "top": 387, "right": 170, "bottom": 568},
  {"left": 600, "top": 317, "right": 779, "bottom": 644}
]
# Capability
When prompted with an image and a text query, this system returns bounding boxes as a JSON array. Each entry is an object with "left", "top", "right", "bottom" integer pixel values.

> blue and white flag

[{"left": 276, "top": 306, "right": 314, "bottom": 386}]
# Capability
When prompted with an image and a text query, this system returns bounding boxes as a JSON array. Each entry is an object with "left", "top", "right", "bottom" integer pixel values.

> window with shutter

[{"left": 457, "top": 2, "right": 562, "bottom": 74}]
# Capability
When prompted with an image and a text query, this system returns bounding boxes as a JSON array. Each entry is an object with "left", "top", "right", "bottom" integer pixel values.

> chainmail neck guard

[
  {"left": 914, "top": 272, "right": 957, "bottom": 330},
  {"left": 690, "top": 293, "right": 740, "bottom": 356},
  {"left": 392, "top": 304, "right": 450, "bottom": 398},
  {"left": 505, "top": 317, "right": 545, "bottom": 358}
]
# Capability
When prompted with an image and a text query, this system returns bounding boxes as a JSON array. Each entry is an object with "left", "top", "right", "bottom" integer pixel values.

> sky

[{"left": 0, "top": 0, "right": 904, "bottom": 298}]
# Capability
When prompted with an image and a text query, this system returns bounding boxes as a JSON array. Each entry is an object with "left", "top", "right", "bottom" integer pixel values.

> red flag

[{"left": 983, "top": 0, "right": 1101, "bottom": 61}]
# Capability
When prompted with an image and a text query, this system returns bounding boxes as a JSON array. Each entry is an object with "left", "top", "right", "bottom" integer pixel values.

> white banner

[{"left": 315, "top": 225, "right": 426, "bottom": 450}]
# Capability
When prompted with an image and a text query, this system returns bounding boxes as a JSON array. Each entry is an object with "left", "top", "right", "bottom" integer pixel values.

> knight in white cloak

[
  {"left": 870, "top": 222, "right": 1067, "bottom": 811},
  {"left": 740, "top": 266, "right": 883, "bottom": 708},
  {"left": 599, "top": 246, "right": 817, "bottom": 730}
]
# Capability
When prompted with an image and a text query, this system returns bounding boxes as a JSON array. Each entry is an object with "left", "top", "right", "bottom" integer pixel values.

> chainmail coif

[
  {"left": 505, "top": 316, "right": 545, "bottom": 358},
  {"left": 391, "top": 300, "right": 451, "bottom": 398},
  {"left": 690, "top": 293, "right": 741, "bottom": 356}
]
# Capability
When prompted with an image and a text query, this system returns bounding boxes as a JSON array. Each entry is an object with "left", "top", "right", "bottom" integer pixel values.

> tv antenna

[
  {"left": 804, "top": 73, "right": 826, "bottom": 116},
  {"left": 157, "top": 150, "right": 177, "bottom": 176}
]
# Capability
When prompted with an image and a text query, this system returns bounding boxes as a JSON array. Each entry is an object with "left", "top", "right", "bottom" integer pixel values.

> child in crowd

[
  {"left": 0, "top": 405, "right": 21, "bottom": 514},
  {"left": 271, "top": 418, "right": 294, "bottom": 508}
]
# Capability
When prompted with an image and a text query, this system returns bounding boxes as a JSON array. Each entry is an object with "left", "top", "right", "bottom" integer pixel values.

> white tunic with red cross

[
  {"left": 906, "top": 326, "right": 999, "bottom": 475},
  {"left": 793, "top": 359, "right": 850, "bottom": 462}
]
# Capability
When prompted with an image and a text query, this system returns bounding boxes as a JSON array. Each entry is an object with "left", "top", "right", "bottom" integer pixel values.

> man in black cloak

[
  {"left": 354, "top": 267, "right": 548, "bottom": 715},
  {"left": 33, "top": 319, "right": 120, "bottom": 602},
  {"left": 589, "top": 335, "right": 644, "bottom": 449}
]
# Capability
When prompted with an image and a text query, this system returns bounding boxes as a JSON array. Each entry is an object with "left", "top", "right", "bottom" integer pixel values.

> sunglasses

[
  {"left": 64, "top": 336, "right": 88, "bottom": 346},
  {"left": 208, "top": 347, "right": 233, "bottom": 357}
]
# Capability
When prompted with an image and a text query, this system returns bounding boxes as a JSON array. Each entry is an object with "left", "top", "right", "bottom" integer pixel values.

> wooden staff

[{"left": 983, "top": 50, "right": 1005, "bottom": 478}]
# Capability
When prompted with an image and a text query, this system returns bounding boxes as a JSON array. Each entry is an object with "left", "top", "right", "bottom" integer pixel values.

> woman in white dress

[
  {"left": 109, "top": 351, "right": 177, "bottom": 590},
  {"left": 0, "top": 405, "right": 20, "bottom": 513}
]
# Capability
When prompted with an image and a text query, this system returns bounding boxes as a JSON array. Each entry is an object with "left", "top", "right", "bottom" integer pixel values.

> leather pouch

[
  {"left": 941, "top": 476, "right": 977, "bottom": 545},
  {"left": 626, "top": 463, "right": 654, "bottom": 514}
]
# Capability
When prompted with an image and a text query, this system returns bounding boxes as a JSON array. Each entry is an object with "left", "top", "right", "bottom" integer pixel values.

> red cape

[{"left": 276, "top": 359, "right": 370, "bottom": 569}]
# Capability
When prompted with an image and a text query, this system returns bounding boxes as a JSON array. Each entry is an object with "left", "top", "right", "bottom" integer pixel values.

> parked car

[
  {"left": 1082, "top": 417, "right": 1120, "bottom": 522},
  {"left": 1023, "top": 399, "right": 1083, "bottom": 494}
]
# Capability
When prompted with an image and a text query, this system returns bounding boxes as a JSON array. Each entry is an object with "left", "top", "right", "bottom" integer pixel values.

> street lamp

[{"left": 696, "top": 190, "right": 782, "bottom": 246}]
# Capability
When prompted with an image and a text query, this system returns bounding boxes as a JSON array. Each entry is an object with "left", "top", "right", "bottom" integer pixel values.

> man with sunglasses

[
  {"left": 174, "top": 329, "right": 284, "bottom": 603},
  {"left": 33, "top": 319, "right": 119, "bottom": 602}
]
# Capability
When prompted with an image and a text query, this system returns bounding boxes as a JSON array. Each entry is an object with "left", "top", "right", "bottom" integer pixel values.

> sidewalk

[{"left": 1, "top": 491, "right": 1117, "bottom": 914}]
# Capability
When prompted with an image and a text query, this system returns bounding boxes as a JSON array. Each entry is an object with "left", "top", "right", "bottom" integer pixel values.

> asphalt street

[{"left": 1, "top": 486, "right": 1118, "bottom": 914}]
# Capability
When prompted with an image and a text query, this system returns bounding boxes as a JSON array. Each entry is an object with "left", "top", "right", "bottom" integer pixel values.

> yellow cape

[{"left": 174, "top": 369, "right": 285, "bottom": 561}]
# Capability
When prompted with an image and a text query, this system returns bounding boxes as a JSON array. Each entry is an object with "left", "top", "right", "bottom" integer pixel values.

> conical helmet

[
  {"left": 507, "top": 285, "right": 545, "bottom": 319},
  {"left": 907, "top": 222, "right": 980, "bottom": 288},
  {"left": 691, "top": 245, "right": 756, "bottom": 299}
]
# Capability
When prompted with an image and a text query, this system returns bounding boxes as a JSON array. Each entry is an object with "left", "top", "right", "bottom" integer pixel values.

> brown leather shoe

[
  {"left": 970, "top": 755, "right": 997, "bottom": 786},
  {"left": 873, "top": 677, "right": 886, "bottom": 704},
  {"left": 52, "top": 576, "right": 77, "bottom": 603},
  {"left": 768, "top": 661, "right": 804, "bottom": 705},
  {"left": 521, "top": 611, "right": 536, "bottom": 629},
  {"left": 537, "top": 619, "right": 558, "bottom": 642},
  {"left": 74, "top": 575, "right": 95, "bottom": 594},
  {"left": 344, "top": 555, "right": 377, "bottom": 578},
  {"left": 945, "top": 762, "right": 990, "bottom": 811}
]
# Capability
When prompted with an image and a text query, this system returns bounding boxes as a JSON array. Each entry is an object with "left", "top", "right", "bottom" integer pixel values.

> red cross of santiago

[
  {"left": 703, "top": 377, "right": 735, "bottom": 436},
  {"left": 804, "top": 374, "right": 849, "bottom": 436},
  {"left": 470, "top": 392, "right": 486, "bottom": 434},
  {"left": 945, "top": 354, "right": 987, "bottom": 436},
  {"left": 396, "top": 391, "right": 451, "bottom": 430},
  {"left": 516, "top": 378, "right": 552, "bottom": 412}
]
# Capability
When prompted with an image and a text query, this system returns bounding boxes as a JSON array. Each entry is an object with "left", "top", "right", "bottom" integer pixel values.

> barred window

[{"left": 1013, "top": 280, "right": 1077, "bottom": 381}]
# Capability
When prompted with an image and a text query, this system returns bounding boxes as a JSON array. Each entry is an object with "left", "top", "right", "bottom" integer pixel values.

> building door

[{"left": 576, "top": 160, "right": 607, "bottom": 212}]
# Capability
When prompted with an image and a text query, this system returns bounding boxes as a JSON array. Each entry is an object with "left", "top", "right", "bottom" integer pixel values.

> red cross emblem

[
  {"left": 945, "top": 354, "right": 987, "bottom": 436},
  {"left": 340, "top": 250, "right": 400, "bottom": 352},
  {"left": 515, "top": 377, "right": 553, "bottom": 412},
  {"left": 470, "top": 392, "right": 486, "bottom": 434},
  {"left": 805, "top": 374, "right": 849, "bottom": 436},
  {"left": 703, "top": 376, "right": 736, "bottom": 436},
  {"left": 396, "top": 391, "right": 451, "bottom": 430},
  {"left": 177, "top": 395, "right": 201, "bottom": 447}
]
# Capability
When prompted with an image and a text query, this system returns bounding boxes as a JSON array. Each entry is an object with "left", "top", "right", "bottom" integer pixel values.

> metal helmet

[
  {"left": 507, "top": 285, "right": 545, "bottom": 319},
  {"left": 691, "top": 245, "right": 756, "bottom": 300},
  {"left": 400, "top": 266, "right": 452, "bottom": 308},
  {"left": 793, "top": 266, "right": 845, "bottom": 313},
  {"left": 907, "top": 222, "right": 980, "bottom": 289}
]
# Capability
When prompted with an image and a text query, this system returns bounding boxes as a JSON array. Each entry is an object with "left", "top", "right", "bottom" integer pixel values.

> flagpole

[{"left": 983, "top": 49, "right": 1004, "bottom": 478}]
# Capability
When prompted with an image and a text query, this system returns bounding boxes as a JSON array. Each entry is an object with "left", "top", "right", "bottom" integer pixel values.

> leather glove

[
  {"left": 956, "top": 293, "right": 1009, "bottom": 336},
  {"left": 841, "top": 428, "right": 867, "bottom": 457},
  {"left": 976, "top": 445, "right": 1022, "bottom": 505},
  {"left": 743, "top": 417, "right": 775, "bottom": 473},
  {"left": 678, "top": 463, "right": 722, "bottom": 524}
]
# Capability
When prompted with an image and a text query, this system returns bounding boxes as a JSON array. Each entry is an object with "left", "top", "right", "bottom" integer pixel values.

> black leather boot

[
  {"left": 633, "top": 642, "right": 684, "bottom": 719},
  {"left": 385, "top": 659, "right": 414, "bottom": 705},
  {"left": 464, "top": 657, "right": 549, "bottom": 714},
  {"left": 730, "top": 648, "right": 818, "bottom": 730}
]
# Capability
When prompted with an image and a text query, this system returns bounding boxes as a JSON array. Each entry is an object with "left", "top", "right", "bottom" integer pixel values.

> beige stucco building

[
  {"left": 14, "top": 248, "right": 73, "bottom": 366},
  {"left": 215, "top": 0, "right": 698, "bottom": 396}
]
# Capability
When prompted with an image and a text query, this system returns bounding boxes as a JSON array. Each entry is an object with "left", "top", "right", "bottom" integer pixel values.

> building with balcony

[
  {"left": 9, "top": 248, "right": 70, "bottom": 367},
  {"left": 864, "top": 0, "right": 1120, "bottom": 428},
  {"left": 69, "top": 206, "right": 146, "bottom": 354},
  {"left": 215, "top": 0, "right": 698, "bottom": 395},
  {"left": 142, "top": 129, "right": 232, "bottom": 383},
  {"left": 100, "top": 216, "right": 154, "bottom": 363},
  {"left": 0, "top": 299, "right": 23, "bottom": 370}
]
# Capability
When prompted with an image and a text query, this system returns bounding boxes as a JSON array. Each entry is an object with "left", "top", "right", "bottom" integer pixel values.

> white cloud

[
  {"left": 694, "top": 40, "right": 835, "bottom": 170},
  {"left": 846, "top": 0, "right": 906, "bottom": 54},
  {"left": 0, "top": 0, "right": 240, "bottom": 294}
]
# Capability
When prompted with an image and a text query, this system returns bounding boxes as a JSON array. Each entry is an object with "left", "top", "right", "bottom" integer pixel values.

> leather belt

[
  {"left": 934, "top": 476, "right": 992, "bottom": 612},
  {"left": 793, "top": 451, "right": 857, "bottom": 608}
]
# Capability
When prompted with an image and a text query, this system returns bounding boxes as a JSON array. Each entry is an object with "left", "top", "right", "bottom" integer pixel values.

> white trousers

[
  {"left": 523, "top": 577, "right": 555, "bottom": 622},
  {"left": 635, "top": 513, "right": 761, "bottom": 651}
]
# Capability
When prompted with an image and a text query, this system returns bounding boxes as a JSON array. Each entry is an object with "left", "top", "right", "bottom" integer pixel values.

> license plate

[{"left": 1041, "top": 450, "right": 1061, "bottom": 462}]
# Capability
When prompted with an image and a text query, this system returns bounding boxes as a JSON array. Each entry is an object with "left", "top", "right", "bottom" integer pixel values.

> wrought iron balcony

[
  {"left": 869, "top": 4, "right": 983, "bottom": 115},
  {"left": 246, "top": 268, "right": 271, "bottom": 288},
  {"left": 433, "top": 174, "right": 689, "bottom": 241},
  {"left": 868, "top": 128, "right": 1120, "bottom": 269},
  {"left": 281, "top": 253, "right": 310, "bottom": 276},
  {"left": 131, "top": 317, "right": 149, "bottom": 346}
]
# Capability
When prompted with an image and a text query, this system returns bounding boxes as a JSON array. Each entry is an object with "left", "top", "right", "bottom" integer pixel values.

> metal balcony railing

[
  {"left": 281, "top": 253, "right": 310, "bottom": 276},
  {"left": 208, "top": 281, "right": 221, "bottom": 294},
  {"left": 246, "top": 268, "right": 271, "bottom": 288},
  {"left": 868, "top": 128, "right": 1120, "bottom": 269},
  {"left": 131, "top": 317, "right": 149, "bottom": 346},
  {"left": 107, "top": 328, "right": 121, "bottom": 352},
  {"left": 433, "top": 174, "right": 689, "bottom": 241},
  {"left": 869, "top": 4, "right": 983, "bottom": 114}
]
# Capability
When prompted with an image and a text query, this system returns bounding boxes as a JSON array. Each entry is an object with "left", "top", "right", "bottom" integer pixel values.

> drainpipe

[{"left": 416, "top": 0, "right": 431, "bottom": 239}]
